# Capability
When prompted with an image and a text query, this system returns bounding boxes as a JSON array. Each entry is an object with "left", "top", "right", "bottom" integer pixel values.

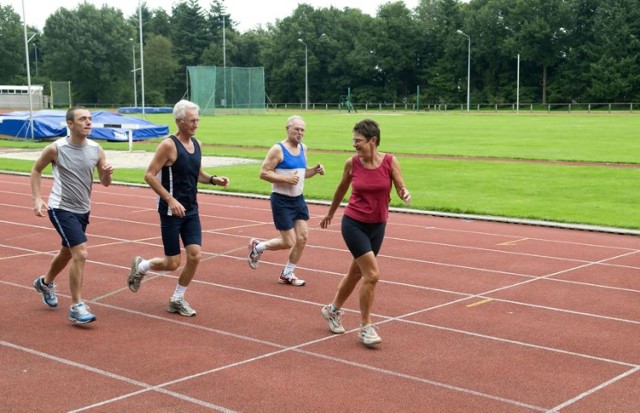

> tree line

[{"left": 1, "top": 0, "right": 638, "bottom": 108}]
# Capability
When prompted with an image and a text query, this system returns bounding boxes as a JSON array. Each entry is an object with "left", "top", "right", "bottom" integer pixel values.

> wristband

[{"left": 209, "top": 175, "right": 217, "bottom": 185}]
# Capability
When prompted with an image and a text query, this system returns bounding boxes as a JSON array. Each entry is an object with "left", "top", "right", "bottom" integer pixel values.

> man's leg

[
  {"left": 43, "top": 247, "right": 72, "bottom": 284},
  {"left": 129, "top": 214, "right": 182, "bottom": 292},
  {"left": 286, "top": 220, "right": 308, "bottom": 264},
  {"left": 167, "top": 244, "right": 200, "bottom": 316},
  {"left": 177, "top": 243, "right": 201, "bottom": 287},
  {"left": 68, "top": 242, "right": 88, "bottom": 304},
  {"left": 67, "top": 242, "right": 97, "bottom": 324},
  {"left": 262, "top": 228, "right": 296, "bottom": 251},
  {"left": 34, "top": 247, "right": 71, "bottom": 308}
]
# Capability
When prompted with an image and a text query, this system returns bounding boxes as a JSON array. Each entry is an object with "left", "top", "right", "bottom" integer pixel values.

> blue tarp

[
  {"left": 0, "top": 110, "right": 169, "bottom": 141},
  {"left": 118, "top": 107, "right": 172, "bottom": 114}
]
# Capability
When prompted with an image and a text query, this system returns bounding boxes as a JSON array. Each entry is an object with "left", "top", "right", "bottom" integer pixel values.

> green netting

[
  {"left": 50, "top": 81, "right": 72, "bottom": 108},
  {"left": 187, "top": 66, "right": 265, "bottom": 115}
]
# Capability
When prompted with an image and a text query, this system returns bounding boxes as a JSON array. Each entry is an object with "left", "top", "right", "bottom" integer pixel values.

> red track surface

[{"left": 1, "top": 173, "right": 639, "bottom": 412}]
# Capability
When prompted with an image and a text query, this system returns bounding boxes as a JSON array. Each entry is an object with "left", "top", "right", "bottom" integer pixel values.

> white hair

[
  {"left": 173, "top": 99, "right": 200, "bottom": 120},
  {"left": 286, "top": 115, "right": 304, "bottom": 128}
]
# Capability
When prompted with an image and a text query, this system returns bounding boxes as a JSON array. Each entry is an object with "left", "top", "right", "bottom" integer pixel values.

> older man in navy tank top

[{"left": 127, "top": 100, "right": 230, "bottom": 316}]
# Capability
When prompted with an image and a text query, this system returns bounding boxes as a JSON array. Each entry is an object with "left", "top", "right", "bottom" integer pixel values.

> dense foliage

[{"left": 2, "top": 0, "right": 639, "bottom": 106}]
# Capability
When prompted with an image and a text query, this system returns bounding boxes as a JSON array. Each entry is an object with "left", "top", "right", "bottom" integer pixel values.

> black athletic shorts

[
  {"left": 341, "top": 214, "right": 386, "bottom": 259},
  {"left": 160, "top": 212, "right": 202, "bottom": 256}
]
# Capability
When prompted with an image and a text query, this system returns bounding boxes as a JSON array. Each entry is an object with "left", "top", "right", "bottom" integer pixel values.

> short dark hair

[
  {"left": 352, "top": 119, "right": 380, "bottom": 146},
  {"left": 66, "top": 106, "right": 88, "bottom": 122}
]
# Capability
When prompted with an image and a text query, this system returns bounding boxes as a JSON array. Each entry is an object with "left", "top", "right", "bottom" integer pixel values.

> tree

[
  {"left": 0, "top": 5, "right": 26, "bottom": 84},
  {"left": 416, "top": 0, "right": 465, "bottom": 104},
  {"left": 143, "top": 34, "right": 180, "bottom": 103},
  {"left": 233, "top": 29, "right": 270, "bottom": 68},
  {"left": 501, "top": 0, "right": 571, "bottom": 104},
  {"left": 583, "top": 0, "right": 640, "bottom": 102},
  {"left": 42, "top": 3, "right": 133, "bottom": 104},
  {"left": 202, "top": 0, "right": 237, "bottom": 67},
  {"left": 371, "top": 2, "right": 422, "bottom": 101},
  {"left": 170, "top": 0, "right": 211, "bottom": 68}
]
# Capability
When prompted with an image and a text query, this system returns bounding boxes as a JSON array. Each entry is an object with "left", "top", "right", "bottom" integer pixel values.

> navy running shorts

[
  {"left": 160, "top": 212, "right": 202, "bottom": 256},
  {"left": 341, "top": 214, "right": 386, "bottom": 258},
  {"left": 270, "top": 192, "right": 309, "bottom": 231},
  {"left": 48, "top": 208, "right": 90, "bottom": 248}
]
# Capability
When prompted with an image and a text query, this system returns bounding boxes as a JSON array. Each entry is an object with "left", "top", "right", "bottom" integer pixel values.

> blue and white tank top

[
  {"left": 272, "top": 142, "right": 306, "bottom": 197},
  {"left": 48, "top": 137, "right": 100, "bottom": 214},
  {"left": 157, "top": 135, "right": 201, "bottom": 216}
]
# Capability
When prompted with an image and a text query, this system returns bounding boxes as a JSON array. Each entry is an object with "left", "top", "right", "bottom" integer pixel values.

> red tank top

[{"left": 344, "top": 153, "right": 393, "bottom": 223}]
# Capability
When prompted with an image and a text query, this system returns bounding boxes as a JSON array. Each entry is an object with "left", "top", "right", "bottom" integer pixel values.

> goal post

[{"left": 50, "top": 81, "right": 72, "bottom": 108}]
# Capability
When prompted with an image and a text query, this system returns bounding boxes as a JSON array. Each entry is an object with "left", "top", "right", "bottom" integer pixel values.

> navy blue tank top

[{"left": 157, "top": 135, "right": 202, "bottom": 216}]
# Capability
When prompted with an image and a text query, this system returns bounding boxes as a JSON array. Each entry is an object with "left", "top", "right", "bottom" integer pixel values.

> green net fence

[
  {"left": 50, "top": 81, "right": 71, "bottom": 108},
  {"left": 187, "top": 66, "right": 265, "bottom": 115}
]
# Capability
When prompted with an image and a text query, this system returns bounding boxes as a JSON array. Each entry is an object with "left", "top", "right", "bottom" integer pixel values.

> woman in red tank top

[{"left": 319, "top": 119, "right": 411, "bottom": 347}]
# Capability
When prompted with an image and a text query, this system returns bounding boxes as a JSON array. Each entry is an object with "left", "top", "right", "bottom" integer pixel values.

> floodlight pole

[
  {"left": 456, "top": 29, "right": 471, "bottom": 112},
  {"left": 223, "top": 14, "right": 227, "bottom": 108},
  {"left": 138, "top": 0, "right": 145, "bottom": 118},
  {"left": 33, "top": 42, "right": 38, "bottom": 77},
  {"left": 21, "top": 0, "right": 34, "bottom": 139},
  {"left": 297, "top": 38, "right": 308, "bottom": 110},
  {"left": 130, "top": 38, "right": 137, "bottom": 108}
]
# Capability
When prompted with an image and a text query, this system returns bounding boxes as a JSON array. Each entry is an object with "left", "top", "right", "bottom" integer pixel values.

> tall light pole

[
  {"left": 129, "top": 38, "right": 137, "bottom": 107},
  {"left": 297, "top": 38, "right": 308, "bottom": 110},
  {"left": 223, "top": 14, "right": 227, "bottom": 107},
  {"left": 138, "top": 0, "right": 145, "bottom": 118},
  {"left": 456, "top": 29, "right": 471, "bottom": 112},
  {"left": 33, "top": 42, "right": 38, "bottom": 77},
  {"left": 21, "top": 0, "right": 34, "bottom": 138}
]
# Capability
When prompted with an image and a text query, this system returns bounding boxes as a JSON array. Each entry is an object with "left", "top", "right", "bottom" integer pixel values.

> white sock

[
  {"left": 282, "top": 262, "right": 296, "bottom": 276},
  {"left": 255, "top": 242, "right": 266, "bottom": 253},
  {"left": 172, "top": 284, "right": 186, "bottom": 301},
  {"left": 138, "top": 259, "right": 151, "bottom": 274}
]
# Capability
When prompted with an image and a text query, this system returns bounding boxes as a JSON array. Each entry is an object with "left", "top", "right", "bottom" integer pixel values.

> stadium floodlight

[
  {"left": 33, "top": 42, "right": 38, "bottom": 76},
  {"left": 130, "top": 38, "right": 138, "bottom": 108},
  {"left": 138, "top": 0, "right": 145, "bottom": 118},
  {"left": 456, "top": 29, "right": 471, "bottom": 112},
  {"left": 21, "top": 0, "right": 34, "bottom": 139},
  {"left": 297, "top": 38, "right": 308, "bottom": 110}
]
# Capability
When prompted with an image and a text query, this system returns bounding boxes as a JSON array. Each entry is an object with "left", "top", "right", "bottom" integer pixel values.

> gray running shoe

[
  {"left": 127, "top": 256, "right": 144, "bottom": 292},
  {"left": 247, "top": 238, "right": 262, "bottom": 269},
  {"left": 168, "top": 298, "right": 196, "bottom": 317},
  {"left": 33, "top": 276, "right": 58, "bottom": 307},
  {"left": 321, "top": 304, "right": 345, "bottom": 334},
  {"left": 358, "top": 324, "right": 382, "bottom": 347}
]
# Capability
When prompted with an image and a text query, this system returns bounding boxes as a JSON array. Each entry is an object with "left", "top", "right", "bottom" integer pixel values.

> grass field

[{"left": 2, "top": 111, "right": 640, "bottom": 230}]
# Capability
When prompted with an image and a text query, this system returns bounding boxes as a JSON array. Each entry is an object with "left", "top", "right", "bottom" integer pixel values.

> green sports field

[{"left": 2, "top": 111, "right": 640, "bottom": 230}]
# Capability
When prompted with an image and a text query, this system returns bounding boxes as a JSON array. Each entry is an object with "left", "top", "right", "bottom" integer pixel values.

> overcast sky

[{"left": 8, "top": 0, "right": 419, "bottom": 33}]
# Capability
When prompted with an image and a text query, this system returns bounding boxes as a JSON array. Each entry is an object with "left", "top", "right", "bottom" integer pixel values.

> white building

[{"left": 0, "top": 85, "right": 48, "bottom": 110}]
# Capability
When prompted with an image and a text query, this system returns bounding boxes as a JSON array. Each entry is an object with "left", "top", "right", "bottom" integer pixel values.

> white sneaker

[
  {"left": 127, "top": 256, "right": 145, "bottom": 292},
  {"left": 168, "top": 298, "right": 196, "bottom": 317},
  {"left": 247, "top": 239, "right": 262, "bottom": 269},
  {"left": 279, "top": 272, "right": 305, "bottom": 286},
  {"left": 321, "top": 305, "right": 345, "bottom": 334},
  {"left": 359, "top": 324, "right": 382, "bottom": 347}
]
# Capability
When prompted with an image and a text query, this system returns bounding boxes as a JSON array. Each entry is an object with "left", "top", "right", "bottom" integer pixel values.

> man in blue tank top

[
  {"left": 127, "top": 100, "right": 229, "bottom": 316},
  {"left": 31, "top": 106, "right": 114, "bottom": 324},
  {"left": 247, "top": 115, "right": 325, "bottom": 286}
]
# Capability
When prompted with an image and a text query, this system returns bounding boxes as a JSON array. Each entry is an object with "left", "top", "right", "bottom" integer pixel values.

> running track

[{"left": 1, "top": 172, "right": 639, "bottom": 412}]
